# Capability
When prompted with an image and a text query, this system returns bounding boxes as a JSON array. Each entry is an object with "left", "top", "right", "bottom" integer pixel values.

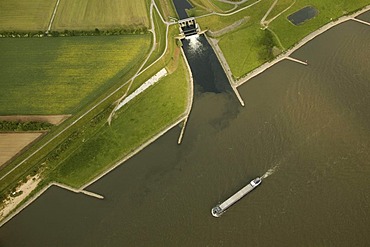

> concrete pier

[
  {"left": 285, "top": 56, "right": 308, "bottom": 65},
  {"left": 80, "top": 190, "right": 104, "bottom": 199},
  {"left": 352, "top": 17, "right": 370, "bottom": 26},
  {"left": 177, "top": 117, "right": 189, "bottom": 144}
]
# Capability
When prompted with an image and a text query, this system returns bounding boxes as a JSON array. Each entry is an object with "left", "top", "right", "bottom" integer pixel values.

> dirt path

[{"left": 260, "top": 0, "right": 278, "bottom": 26}]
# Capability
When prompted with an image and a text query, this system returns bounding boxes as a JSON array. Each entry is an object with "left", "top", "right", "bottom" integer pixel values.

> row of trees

[
  {"left": 0, "top": 121, "right": 53, "bottom": 131},
  {"left": 0, "top": 27, "right": 149, "bottom": 38}
]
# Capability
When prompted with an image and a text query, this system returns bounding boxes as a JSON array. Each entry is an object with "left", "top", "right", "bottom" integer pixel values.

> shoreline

[
  {"left": 234, "top": 5, "right": 370, "bottom": 87},
  {"left": 205, "top": 5, "right": 370, "bottom": 90},
  {"left": 0, "top": 52, "right": 195, "bottom": 227},
  {"left": 1, "top": 5, "right": 369, "bottom": 228}
]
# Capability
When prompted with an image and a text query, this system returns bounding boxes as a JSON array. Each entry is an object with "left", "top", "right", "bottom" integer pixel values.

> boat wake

[{"left": 262, "top": 164, "right": 279, "bottom": 179}]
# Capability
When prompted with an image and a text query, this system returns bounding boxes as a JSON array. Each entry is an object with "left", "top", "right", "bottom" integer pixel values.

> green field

[
  {"left": 195, "top": 0, "right": 370, "bottom": 79},
  {"left": 51, "top": 55, "right": 189, "bottom": 187},
  {"left": 189, "top": 0, "right": 235, "bottom": 13},
  {"left": 0, "top": 35, "right": 151, "bottom": 115},
  {"left": 52, "top": 0, "right": 150, "bottom": 31},
  {"left": 0, "top": 0, "right": 55, "bottom": 31}
]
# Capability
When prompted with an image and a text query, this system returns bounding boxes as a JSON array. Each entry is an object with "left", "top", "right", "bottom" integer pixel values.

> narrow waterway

[{"left": 0, "top": 15, "right": 370, "bottom": 247}]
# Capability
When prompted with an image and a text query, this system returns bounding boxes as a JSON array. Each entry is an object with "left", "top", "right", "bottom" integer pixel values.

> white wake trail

[{"left": 262, "top": 164, "right": 279, "bottom": 179}]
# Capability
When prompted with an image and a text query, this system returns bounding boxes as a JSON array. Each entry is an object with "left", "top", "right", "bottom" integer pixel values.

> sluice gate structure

[{"left": 177, "top": 17, "right": 206, "bottom": 39}]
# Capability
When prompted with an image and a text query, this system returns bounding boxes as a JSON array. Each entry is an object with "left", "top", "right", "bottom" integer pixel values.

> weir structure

[{"left": 177, "top": 17, "right": 206, "bottom": 39}]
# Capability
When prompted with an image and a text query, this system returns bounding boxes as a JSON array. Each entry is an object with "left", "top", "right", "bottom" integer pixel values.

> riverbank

[
  {"left": 0, "top": 0, "right": 187, "bottom": 226},
  {"left": 0, "top": 175, "right": 40, "bottom": 222},
  {"left": 235, "top": 5, "right": 370, "bottom": 87},
  {"left": 205, "top": 5, "right": 370, "bottom": 89}
]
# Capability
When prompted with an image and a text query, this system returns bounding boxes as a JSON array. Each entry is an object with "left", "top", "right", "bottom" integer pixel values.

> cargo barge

[{"left": 211, "top": 177, "right": 262, "bottom": 217}]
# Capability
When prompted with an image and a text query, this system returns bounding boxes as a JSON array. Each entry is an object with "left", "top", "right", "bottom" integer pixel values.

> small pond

[{"left": 288, "top": 6, "right": 318, "bottom": 25}]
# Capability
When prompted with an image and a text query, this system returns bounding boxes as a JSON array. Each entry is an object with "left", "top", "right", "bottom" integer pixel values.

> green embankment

[
  {"left": 0, "top": 35, "right": 150, "bottom": 115},
  {"left": 51, "top": 56, "right": 189, "bottom": 187},
  {"left": 143, "top": 6, "right": 168, "bottom": 68},
  {"left": 195, "top": 0, "right": 370, "bottom": 79},
  {"left": 0, "top": 20, "right": 188, "bottom": 197},
  {"left": 49, "top": 24, "right": 188, "bottom": 188}
]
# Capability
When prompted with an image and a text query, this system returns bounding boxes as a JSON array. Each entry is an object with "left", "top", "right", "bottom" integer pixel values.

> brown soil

[
  {"left": 0, "top": 132, "right": 44, "bottom": 167},
  {"left": 0, "top": 115, "right": 71, "bottom": 126}
]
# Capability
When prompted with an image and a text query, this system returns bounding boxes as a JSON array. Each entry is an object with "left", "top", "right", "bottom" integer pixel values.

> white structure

[{"left": 115, "top": 68, "right": 168, "bottom": 112}]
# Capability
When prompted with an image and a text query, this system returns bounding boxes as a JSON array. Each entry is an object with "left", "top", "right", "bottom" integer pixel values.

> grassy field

[
  {"left": 52, "top": 0, "right": 150, "bottom": 31},
  {"left": 0, "top": 0, "right": 55, "bottom": 31},
  {"left": 0, "top": 35, "right": 151, "bottom": 115},
  {"left": 0, "top": 133, "right": 43, "bottom": 166},
  {"left": 189, "top": 0, "right": 235, "bottom": 13},
  {"left": 0, "top": 20, "right": 187, "bottom": 199},
  {"left": 268, "top": 0, "right": 370, "bottom": 48},
  {"left": 48, "top": 24, "right": 189, "bottom": 188},
  {"left": 154, "top": 0, "right": 178, "bottom": 21},
  {"left": 195, "top": 0, "right": 370, "bottom": 79},
  {"left": 51, "top": 54, "right": 189, "bottom": 187}
]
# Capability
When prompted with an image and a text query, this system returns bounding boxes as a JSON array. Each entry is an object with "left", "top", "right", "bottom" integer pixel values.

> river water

[{"left": 1, "top": 16, "right": 370, "bottom": 247}]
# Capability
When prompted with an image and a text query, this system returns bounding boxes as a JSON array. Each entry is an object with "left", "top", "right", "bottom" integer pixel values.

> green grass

[
  {"left": 0, "top": 0, "right": 55, "bottom": 31},
  {"left": 196, "top": 0, "right": 370, "bottom": 79},
  {"left": 0, "top": 35, "right": 151, "bottom": 115},
  {"left": 154, "top": 0, "right": 178, "bottom": 21},
  {"left": 51, "top": 55, "right": 189, "bottom": 187},
  {"left": 264, "top": 0, "right": 295, "bottom": 22},
  {"left": 52, "top": 0, "right": 150, "bottom": 31},
  {"left": 189, "top": 0, "right": 235, "bottom": 13},
  {"left": 41, "top": 25, "right": 187, "bottom": 188},
  {"left": 269, "top": 0, "right": 370, "bottom": 48},
  {"left": 210, "top": 0, "right": 236, "bottom": 12},
  {"left": 143, "top": 7, "right": 168, "bottom": 68},
  {"left": 0, "top": 23, "right": 188, "bottom": 196}
]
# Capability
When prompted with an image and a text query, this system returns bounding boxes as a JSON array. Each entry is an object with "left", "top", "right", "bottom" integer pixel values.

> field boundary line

[
  {"left": 0, "top": 0, "right": 171, "bottom": 183},
  {"left": 47, "top": 0, "right": 61, "bottom": 33}
]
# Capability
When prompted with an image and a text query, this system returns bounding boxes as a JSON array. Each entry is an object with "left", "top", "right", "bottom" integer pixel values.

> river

[{"left": 0, "top": 11, "right": 369, "bottom": 247}]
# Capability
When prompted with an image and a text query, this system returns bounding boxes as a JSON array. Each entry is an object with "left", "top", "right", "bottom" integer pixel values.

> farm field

[
  {"left": 0, "top": 35, "right": 151, "bottom": 115},
  {"left": 0, "top": 0, "right": 55, "bottom": 31},
  {"left": 52, "top": 0, "right": 150, "bottom": 31},
  {"left": 0, "top": 133, "right": 43, "bottom": 166},
  {"left": 51, "top": 49, "right": 190, "bottom": 188}
]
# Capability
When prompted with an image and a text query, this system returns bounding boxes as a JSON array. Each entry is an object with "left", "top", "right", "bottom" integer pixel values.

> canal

[{"left": 0, "top": 8, "right": 370, "bottom": 247}]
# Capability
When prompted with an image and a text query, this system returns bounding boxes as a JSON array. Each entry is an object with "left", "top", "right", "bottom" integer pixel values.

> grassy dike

[
  {"left": 51, "top": 52, "right": 188, "bottom": 187},
  {"left": 194, "top": 0, "right": 370, "bottom": 79},
  {"left": 48, "top": 23, "right": 188, "bottom": 187},
  {"left": 0, "top": 18, "right": 187, "bottom": 210}
]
